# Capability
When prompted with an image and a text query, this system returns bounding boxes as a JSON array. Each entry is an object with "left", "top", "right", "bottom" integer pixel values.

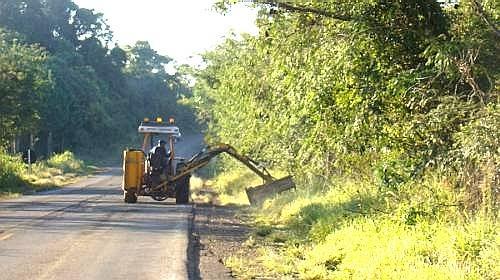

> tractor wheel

[
  {"left": 175, "top": 175, "right": 190, "bottom": 204},
  {"left": 124, "top": 191, "right": 137, "bottom": 203}
]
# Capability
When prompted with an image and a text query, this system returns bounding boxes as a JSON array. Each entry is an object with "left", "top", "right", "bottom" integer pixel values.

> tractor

[{"left": 122, "top": 117, "right": 295, "bottom": 204}]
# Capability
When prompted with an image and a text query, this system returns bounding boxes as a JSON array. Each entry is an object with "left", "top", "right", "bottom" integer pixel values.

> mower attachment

[{"left": 245, "top": 176, "right": 295, "bottom": 205}]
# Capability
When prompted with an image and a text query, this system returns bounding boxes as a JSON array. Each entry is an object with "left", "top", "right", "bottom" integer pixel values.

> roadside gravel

[{"left": 189, "top": 203, "right": 254, "bottom": 279}]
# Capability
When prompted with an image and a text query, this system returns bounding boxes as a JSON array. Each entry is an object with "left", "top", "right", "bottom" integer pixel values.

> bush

[
  {"left": 0, "top": 150, "right": 89, "bottom": 196},
  {"left": 0, "top": 151, "right": 25, "bottom": 194},
  {"left": 448, "top": 104, "right": 500, "bottom": 214},
  {"left": 46, "top": 151, "right": 86, "bottom": 173}
]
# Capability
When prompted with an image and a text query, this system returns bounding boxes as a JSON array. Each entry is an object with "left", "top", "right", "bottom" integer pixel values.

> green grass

[
  {"left": 0, "top": 151, "right": 26, "bottom": 196},
  {"left": 212, "top": 169, "right": 499, "bottom": 280},
  {"left": 0, "top": 150, "right": 94, "bottom": 198},
  {"left": 205, "top": 166, "right": 264, "bottom": 205}
]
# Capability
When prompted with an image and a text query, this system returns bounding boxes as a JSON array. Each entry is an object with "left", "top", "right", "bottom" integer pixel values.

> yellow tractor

[{"left": 122, "top": 117, "right": 295, "bottom": 204}]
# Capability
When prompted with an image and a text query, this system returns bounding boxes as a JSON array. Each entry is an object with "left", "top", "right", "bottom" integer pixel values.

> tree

[
  {"left": 0, "top": 29, "right": 51, "bottom": 145},
  {"left": 194, "top": 0, "right": 498, "bottom": 179},
  {"left": 125, "top": 41, "right": 172, "bottom": 76},
  {"left": 0, "top": 0, "right": 199, "bottom": 154}
]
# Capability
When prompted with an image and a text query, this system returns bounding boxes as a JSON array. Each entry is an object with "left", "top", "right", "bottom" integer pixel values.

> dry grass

[{"left": 0, "top": 151, "right": 94, "bottom": 198}]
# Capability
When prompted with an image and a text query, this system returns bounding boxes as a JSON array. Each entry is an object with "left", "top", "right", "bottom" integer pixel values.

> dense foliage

[
  {"left": 0, "top": 0, "right": 197, "bottom": 155},
  {"left": 0, "top": 29, "right": 51, "bottom": 143},
  {"left": 190, "top": 1, "right": 499, "bottom": 278},
  {"left": 193, "top": 0, "right": 498, "bottom": 212}
]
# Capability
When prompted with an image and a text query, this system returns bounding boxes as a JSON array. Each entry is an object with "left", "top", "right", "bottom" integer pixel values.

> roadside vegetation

[
  {"left": 191, "top": 1, "right": 499, "bottom": 279},
  {"left": 0, "top": 0, "right": 198, "bottom": 157},
  {"left": 217, "top": 168, "right": 498, "bottom": 279},
  {"left": 0, "top": 150, "right": 92, "bottom": 198},
  {"left": 0, "top": 0, "right": 200, "bottom": 196}
]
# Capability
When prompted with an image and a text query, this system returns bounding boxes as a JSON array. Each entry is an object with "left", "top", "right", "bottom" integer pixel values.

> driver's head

[{"left": 158, "top": 140, "right": 166, "bottom": 147}]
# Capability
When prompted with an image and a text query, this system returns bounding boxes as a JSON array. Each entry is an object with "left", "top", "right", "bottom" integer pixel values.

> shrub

[
  {"left": 0, "top": 151, "right": 25, "bottom": 193},
  {"left": 46, "top": 151, "right": 86, "bottom": 173},
  {"left": 1, "top": 150, "right": 89, "bottom": 196}
]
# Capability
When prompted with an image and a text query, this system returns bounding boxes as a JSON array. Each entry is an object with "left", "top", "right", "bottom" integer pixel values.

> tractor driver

[{"left": 150, "top": 140, "right": 170, "bottom": 175}]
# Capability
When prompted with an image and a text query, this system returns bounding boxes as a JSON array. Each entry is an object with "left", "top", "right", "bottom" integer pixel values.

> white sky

[{"left": 73, "top": 0, "right": 258, "bottom": 66}]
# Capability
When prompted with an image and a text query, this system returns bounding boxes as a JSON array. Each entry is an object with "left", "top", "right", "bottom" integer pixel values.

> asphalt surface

[{"left": 0, "top": 169, "right": 193, "bottom": 280}]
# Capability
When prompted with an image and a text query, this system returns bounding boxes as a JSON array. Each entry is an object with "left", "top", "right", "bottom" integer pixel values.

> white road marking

[{"left": 0, "top": 233, "right": 14, "bottom": 241}]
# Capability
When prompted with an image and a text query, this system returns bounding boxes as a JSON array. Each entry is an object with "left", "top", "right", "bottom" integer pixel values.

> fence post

[
  {"left": 28, "top": 148, "right": 32, "bottom": 174},
  {"left": 47, "top": 132, "right": 53, "bottom": 156}
]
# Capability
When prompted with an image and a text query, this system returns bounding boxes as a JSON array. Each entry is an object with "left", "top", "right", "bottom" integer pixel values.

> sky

[{"left": 73, "top": 0, "right": 258, "bottom": 66}]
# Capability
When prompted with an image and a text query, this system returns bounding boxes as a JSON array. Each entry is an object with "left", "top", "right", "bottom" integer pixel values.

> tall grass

[
  {"left": 0, "top": 151, "right": 26, "bottom": 194},
  {"left": 217, "top": 169, "right": 499, "bottom": 280},
  {"left": 46, "top": 151, "right": 86, "bottom": 173},
  {"left": 0, "top": 150, "right": 90, "bottom": 197}
]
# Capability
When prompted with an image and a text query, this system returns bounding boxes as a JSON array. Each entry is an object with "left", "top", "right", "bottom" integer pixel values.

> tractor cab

[
  {"left": 139, "top": 117, "right": 183, "bottom": 177},
  {"left": 122, "top": 117, "right": 190, "bottom": 204},
  {"left": 138, "top": 117, "right": 180, "bottom": 153}
]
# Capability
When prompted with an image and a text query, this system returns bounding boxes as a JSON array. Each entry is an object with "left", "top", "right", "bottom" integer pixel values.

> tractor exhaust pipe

[{"left": 245, "top": 176, "right": 295, "bottom": 205}]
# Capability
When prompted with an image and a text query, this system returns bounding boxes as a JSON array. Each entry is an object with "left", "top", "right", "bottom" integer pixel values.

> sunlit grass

[
  {"left": 207, "top": 167, "right": 262, "bottom": 205},
  {"left": 212, "top": 169, "right": 499, "bottom": 280},
  {"left": 1, "top": 151, "right": 93, "bottom": 197},
  {"left": 189, "top": 175, "right": 215, "bottom": 203}
]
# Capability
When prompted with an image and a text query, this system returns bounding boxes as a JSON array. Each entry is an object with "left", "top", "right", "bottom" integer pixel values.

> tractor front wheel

[
  {"left": 175, "top": 175, "right": 190, "bottom": 204},
  {"left": 124, "top": 191, "right": 138, "bottom": 203}
]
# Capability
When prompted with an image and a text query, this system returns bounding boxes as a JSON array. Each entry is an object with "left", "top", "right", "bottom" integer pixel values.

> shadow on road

[{"left": 0, "top": 193, "right": 191, "bottom": 234}]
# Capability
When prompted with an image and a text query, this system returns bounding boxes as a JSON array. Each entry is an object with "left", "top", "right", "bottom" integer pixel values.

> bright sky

[{"left": 73, "top": 0, "right": 258, "bottom": 66}]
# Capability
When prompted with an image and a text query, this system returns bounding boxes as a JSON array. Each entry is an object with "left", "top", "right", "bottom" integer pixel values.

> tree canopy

[
  {"left": 194, "top": 0, "right": 499, "bottom": 190},
  {"left": 0, "top": 0, "right": 198, "bottom": 154}
]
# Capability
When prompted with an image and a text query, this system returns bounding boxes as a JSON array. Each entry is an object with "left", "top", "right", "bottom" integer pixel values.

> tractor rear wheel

[
  {"left": 124, "top": 191, "right": 137, "bottom": 203},
  {"left": 175, "top": 175, "right": 190, "bottom": 204}
]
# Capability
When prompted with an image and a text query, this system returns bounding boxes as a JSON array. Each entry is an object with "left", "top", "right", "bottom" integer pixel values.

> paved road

[{"left": 0, "top": 169, "right": 193, "bottom": 280}]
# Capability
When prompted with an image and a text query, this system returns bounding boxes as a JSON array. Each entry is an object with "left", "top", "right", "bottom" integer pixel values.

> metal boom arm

[{"left": 169, "top": 144, "right": 274, "bottom": 182}]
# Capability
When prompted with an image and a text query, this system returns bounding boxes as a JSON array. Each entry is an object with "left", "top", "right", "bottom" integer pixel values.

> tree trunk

[{"left": 47, "top": 132, "right": 53, "bottom": 156}]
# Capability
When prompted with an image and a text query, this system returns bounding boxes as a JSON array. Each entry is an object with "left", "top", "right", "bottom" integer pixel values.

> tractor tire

[
  {"left": 175, "top": 175, "right": 190, "bottom": 204},
  {"left": 124, "top": 191, "right": 137, "bottom": 203}
]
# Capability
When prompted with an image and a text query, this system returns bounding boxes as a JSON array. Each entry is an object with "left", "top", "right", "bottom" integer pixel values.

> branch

[
  {"left": 472, "top": 0, "right": 500, "bottom": 38},
  {"left": 253, "top": 0, "right": 353, "bottom": 21}
]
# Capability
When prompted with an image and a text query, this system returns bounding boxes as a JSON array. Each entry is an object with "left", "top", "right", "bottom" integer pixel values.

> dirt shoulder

[{"left": 189, "top": 202, "right": 256, "bottom": 279}]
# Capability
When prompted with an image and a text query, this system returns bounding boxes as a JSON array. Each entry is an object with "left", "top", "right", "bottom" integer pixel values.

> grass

[
  {"left": 194, "top": 166, "right": 263, "bottom": 205},
  {"left": 209, "top": 169, "right": 499, "bottom": 280},
  {"left": 0, "top": 150, "right": 95, "bottom": 198}
]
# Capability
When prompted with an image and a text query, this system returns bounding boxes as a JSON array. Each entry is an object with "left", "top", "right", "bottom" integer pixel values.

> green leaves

[
  {"left": 0, "top": 29, "right": 51, "bottom": 144},
  {"left": 194, "top": 0, "right": 499, "bottom": 187},
  {"left": 125, "top": 41, "right": 172, "bottom": 77},
  {"left": 0, "top": 1, "right": 199, "bottom": 154}
]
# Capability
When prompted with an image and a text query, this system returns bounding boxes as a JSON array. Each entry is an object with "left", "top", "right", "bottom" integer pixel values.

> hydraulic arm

[
  {"left": 171, "top": 143, "right": 274, "bottom": 182},
  {"left": 170, "top": 143, "right": 295, "bottom": 204}
]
